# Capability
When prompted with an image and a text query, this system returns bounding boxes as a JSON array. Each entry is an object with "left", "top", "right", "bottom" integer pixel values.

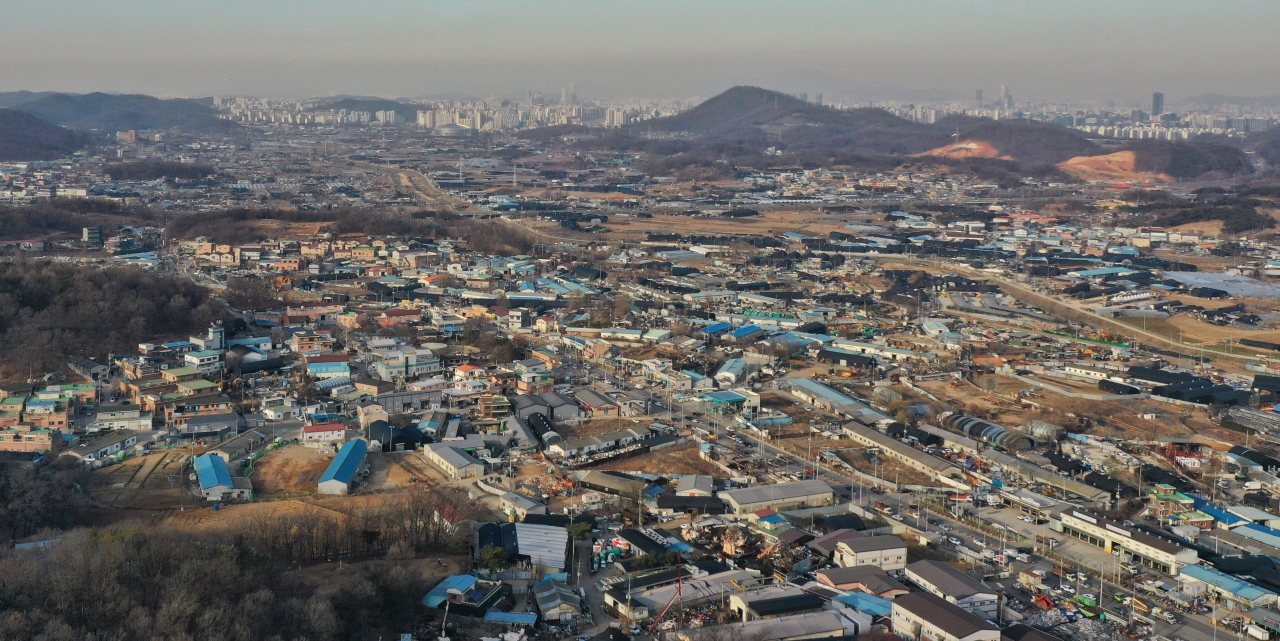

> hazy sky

[{"left": 3, "top": 0, "right": 1278, "bottom": 104}]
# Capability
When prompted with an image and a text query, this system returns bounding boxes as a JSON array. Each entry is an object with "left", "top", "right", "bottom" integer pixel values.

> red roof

[
  {"left": 305, "top": 354, "right": 349, "bottom": 363},
  {"left": 304, "top": 423, "right": 345, "bottom": 433}
]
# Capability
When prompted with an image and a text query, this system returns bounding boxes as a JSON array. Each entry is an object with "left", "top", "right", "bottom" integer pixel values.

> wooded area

[
  {"left": 165, "top": 207, "right": 535, "bottom": 255},
  {"left": 0, "top": 261, "right": 221, "bottom": 375},
  {"left": 0, "top": 486, "right": 483, "bottom": 640}
]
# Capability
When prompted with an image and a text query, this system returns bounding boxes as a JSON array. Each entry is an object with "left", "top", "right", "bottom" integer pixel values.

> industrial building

[
  {"left": 719, "top": 479, "right": 833, "bottom": 514},
  {"left": 425, "top": 442, "right": 486, "bottom": 480},
  {"left": 1055, "top": 508, "right": 1198, "bottom": 573},
  {"left": 317, "top": 439, "right": 368, "bottom": 495}
]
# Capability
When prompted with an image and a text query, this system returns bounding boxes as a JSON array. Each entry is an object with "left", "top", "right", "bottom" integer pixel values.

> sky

[{"left": 3, "top": 0, "right": 1279, "bottom": 105}]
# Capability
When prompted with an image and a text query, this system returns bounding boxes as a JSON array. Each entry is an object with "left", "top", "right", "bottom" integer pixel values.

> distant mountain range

[
  {"left": 10, "top": 93, "right": 233, "bottom": 133},
  {"left": 0, "top": 109, "right": 91, "bottom": 161},
  {"left": 631, "top": 86, "right": 1253, "bottom": 182},
  {"left": 0, "top": 91, "right": 58, "bottom": 109}
]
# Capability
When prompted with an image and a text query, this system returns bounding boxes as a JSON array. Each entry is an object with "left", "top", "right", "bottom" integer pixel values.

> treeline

[
  {"left": 0, "top": 198, "right": 151, "bottom": 240},
  {"left": 0, "top": 261, "right": 222, "bottom": 375},
  {"left": 0, "top": 528, "right": 420, "bottom": 640},
  {"left": 0, "top": 488, "right": 483, "bottom": 640},
  {"left": 1141, "top": 197, "right": 1276, "bottom": 234},
  {"left": 0, "top": 457, "right": 89, "bottom": 541},
  {"left": 1127, "top": 140, "right": 1252, "bottom": 179},
  {"left": 105, "top": 160, "right": 215, "bottom": 181},
  {"left": 166, "top": 207, "right": 535, "bottom": 256}
]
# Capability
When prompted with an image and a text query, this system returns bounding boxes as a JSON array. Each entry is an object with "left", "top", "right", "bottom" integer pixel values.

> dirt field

[
  {"left": 543, "top": 208, "right": 881, "bottom": 240},
  {"left": 250, "top": 444, "right": 335, "bottom": 494},
  {"left": 592, "top": 441, "right": 720, "bottom": 475},
  {"left": 558, "top": 416, "right": 656, "bottom": 440},
  {"left": 91, "top": 450, "right": 205, "bottom": 509}
]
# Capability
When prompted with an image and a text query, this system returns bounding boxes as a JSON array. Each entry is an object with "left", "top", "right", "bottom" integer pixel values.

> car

[
  {"left": 630, "top": 627, "right": 643, "bottom": 636},
  {"left": 1061, "top": 585, "right": 1076, "bottom": 594},
  {"left": 892, "top": 514, "right": 904, "bottom": 521},
  {"left": 939, "top": 524, "right": 952, "bottom": 531},
  {"left": 947, "top": 537, "right": 963, "bottom": 545}
]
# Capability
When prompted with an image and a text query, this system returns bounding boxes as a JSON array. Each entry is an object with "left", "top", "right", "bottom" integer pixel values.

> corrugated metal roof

[
  {"left": 319, "top": 439, "right": 367, "bottom": 484},
  {"left": 194, "top": 454, "right": 233, "bottom": 490}
]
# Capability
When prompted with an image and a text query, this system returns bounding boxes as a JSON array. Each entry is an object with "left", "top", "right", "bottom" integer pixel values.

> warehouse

[
  {"left": 425, "top": 442, "right": 486, "bottom": 480},
  {"left": 720, "top": 479, "right": 834, "bottom": 514},
  {"left": 317, "top": 439, "right": 368, "bottom": 495},
  {"left": 815, "top": 566, "right": 909, "bottom": 598},
  {"left": 1179, "top": 564, "right": 1278, "bottom": 611}
]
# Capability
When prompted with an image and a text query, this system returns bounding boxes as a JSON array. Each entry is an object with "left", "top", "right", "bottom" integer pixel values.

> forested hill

[
  {"left": 15, "top": 93, "right": 235, "bottom": 132},
  {"left": 0, "top": 261, "right": 223, "bottom": 375},
  {"left": 0, "top": 109, "right": 91, "bottom": 161},
  {"left": 623, "top": 85, "right": 1252, "bottom": 181}
]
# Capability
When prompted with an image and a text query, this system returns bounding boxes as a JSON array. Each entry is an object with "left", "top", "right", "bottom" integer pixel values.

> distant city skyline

[{"left": 2, "top": 0, "right": 1279, "bottom": 104}]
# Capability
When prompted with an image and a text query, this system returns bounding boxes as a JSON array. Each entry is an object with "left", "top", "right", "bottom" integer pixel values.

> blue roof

[
  {"left": 484, "top": 612, "right": 538, "bottom": 624},
  {"left": 1193, "top": 498, "right": 1246, "bottom": 526},
  {"left": 307, "top": 362, "right": 350, "bottom": 373},
  {"left": 833, "top": 591, "right": 892, "bottom": 616},
  {"left": 702, "top": 322, "right": 734, "bottom": 334},
  {"left": 194, "top": 454, "right": 234, "bottom": 490},
  {"left": 423, "top": 574, "right": 478, "bottom": 608},
  {"left": 1237, "top": 524, "right": 1280, "bottom": 549},
  {"left": 702, "top": 391, "right": 748, "bottom": 403},
  {"left": 730, "top": 325, "right": 763, "bottom": 338},
  {"left": 319, "top": 439, "right": 367, "bottom": 485},
  {"left": 1181, "top": 564, "right": 1277, "bottom": 601}
]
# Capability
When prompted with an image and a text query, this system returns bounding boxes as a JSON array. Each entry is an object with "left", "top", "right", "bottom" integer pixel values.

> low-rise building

[
  {"left": 303, "top": 423, "right": 346, "bottom": 447},
  {"left": 892, "top": 592, "right": 1000, "bottom": 641},
  {"left": 194, "top": 453, "right": 253, "bottom": 501},
  {"left": 905, "top": 560, "right": 998, "bottom": 619},
  {"left": 834, "top": 536, "right": 908, "bottom": 571},
  {"left": 62, "top": 429, "right": 139, "bottom": 465},
  {"left": 425, "top": 442, "right": 486, "bottom": 480}
]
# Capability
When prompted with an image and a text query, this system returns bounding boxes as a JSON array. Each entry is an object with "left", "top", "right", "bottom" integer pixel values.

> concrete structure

[{"left": 834, "top": 536, "right": 908, "bottom": 571}]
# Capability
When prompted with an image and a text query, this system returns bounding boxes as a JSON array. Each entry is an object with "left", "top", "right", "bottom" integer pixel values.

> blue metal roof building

[
  {"left": 1179, "top": 564, "right": 1278, "bottom": 609},
  {"left": 195, "top": 454, "right": 233, "bottom": 491},
  {"left": 194, "top": 454, "right": 250, "bottom": 500},
  {"left": 423, "top": 575, "right": 478, "bottom": 608},
  {"left": 317, "top": 439, "right": 367, "bottom": 495}
]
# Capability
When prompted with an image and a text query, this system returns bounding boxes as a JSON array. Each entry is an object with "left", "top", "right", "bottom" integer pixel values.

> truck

[{"left": 874, "top": 501, "right": 894, "bottom": 514}]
